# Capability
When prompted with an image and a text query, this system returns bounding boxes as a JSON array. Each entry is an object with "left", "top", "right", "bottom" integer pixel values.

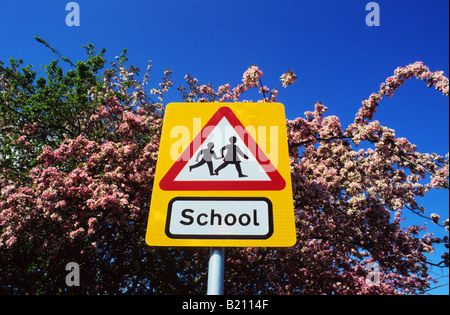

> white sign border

[{"left": 165, "top": 197, "right": 274, "bottom": 240}]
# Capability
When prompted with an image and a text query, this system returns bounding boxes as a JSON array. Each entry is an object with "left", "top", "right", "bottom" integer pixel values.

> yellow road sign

[{"left": 145, "top": 102, "right": 296, "bottom": 247}]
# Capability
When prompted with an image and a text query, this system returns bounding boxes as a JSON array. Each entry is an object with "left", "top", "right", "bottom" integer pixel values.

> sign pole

[{"left": 207, "top": 247, "right": 225, "bottom": 295}]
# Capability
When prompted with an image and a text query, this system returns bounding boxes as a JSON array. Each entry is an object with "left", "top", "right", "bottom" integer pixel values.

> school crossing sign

[{"left": 145, "top": 102, "right": 296, "bottom": 247}]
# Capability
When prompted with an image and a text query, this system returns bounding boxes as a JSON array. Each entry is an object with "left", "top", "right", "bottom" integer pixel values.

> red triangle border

[{"left": 159, "top": 107, "right": 286, "bottom": 191}]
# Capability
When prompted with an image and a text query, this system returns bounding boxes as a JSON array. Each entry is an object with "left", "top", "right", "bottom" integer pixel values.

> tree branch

[
  {"left": 289, "top": 135, "right": 352, "bottom": 149},
  {"left": 405, "top": 204, "right": 445, "bottom": 229},
  {"left": 398, "top": 154, "right": 436, "bottom": 177},
  {"left": 258, "top": 77, "right": 267, "bottom": 101}
]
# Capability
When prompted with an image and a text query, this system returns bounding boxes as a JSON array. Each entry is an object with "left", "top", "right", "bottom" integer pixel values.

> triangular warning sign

[{"left": 159, "top": 107, "right": 286, "bottom": 191}]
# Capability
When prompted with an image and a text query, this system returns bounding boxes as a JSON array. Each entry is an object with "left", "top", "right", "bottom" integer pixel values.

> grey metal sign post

[{"left": 207, "top": 247, "right": 225, "bottom": 295}]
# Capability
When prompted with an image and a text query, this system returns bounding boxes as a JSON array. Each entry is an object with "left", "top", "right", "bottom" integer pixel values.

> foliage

[{"left": 0, "top": 39, "right": 448, "bottom": 294}]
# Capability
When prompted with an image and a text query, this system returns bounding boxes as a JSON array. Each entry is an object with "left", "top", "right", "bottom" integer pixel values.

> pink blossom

[
  {"left": 69, "top": 227, "right": 85, "bottom": 240},
  {"left": 259, "top": 85, "right": 269, "bottom": 94},
  {"left": 21, "top": 122, "right": 38, "bottom": 135},
  {"left": 232, "top": 84, "right": 247, "bottom": 100},
  {"left": 280, "top": 70, "right": 297, "bottom": 87},
  {"left": 200, "top": 85, "right": 216, "bottom": 96},
  {"left": 242, "top": 65, "right": 263, "bottom": 88},
  {"left": 430, "top": 213, "right": 440, "bottom": 224}
]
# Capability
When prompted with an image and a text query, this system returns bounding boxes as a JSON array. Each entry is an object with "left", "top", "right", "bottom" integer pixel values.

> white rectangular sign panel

[{"left": 166, "top": 197, "right": 273, "bottom": 239}]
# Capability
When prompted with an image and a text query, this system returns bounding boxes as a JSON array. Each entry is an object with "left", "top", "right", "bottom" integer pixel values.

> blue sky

[{"left": 1, "top": 0, "right": 448, "bottom": 294}]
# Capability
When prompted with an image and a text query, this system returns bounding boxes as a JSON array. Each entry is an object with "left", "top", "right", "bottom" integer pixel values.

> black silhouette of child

[
  {"left": 189, "top": 142, "right": 220, "bottom": 176},
  {"left": 214, "top": 136, "right": 248, "bottom": 177}
]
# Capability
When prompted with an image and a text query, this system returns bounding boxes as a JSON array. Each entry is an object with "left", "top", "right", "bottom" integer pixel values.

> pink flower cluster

[
  {"left": 281, "top": 62, "right": 449, "bottom": 294},
  {"left": 1, "top": 101, "right": 161, "bottom": 254},
  {"left": 242, "top": 65, "right": 263, "bottom": 88},
  {"left": 181, "top": 66, "right": 297, "bottom": 103},
  {"left": 280, "top": 70, "right": 297, "bottom": 88},
  {"left": 355, "top": 61, "right": 449, "bottom": 124}
]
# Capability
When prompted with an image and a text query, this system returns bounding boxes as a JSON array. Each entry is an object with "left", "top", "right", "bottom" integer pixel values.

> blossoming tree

[{"left": 0, "top": 39, "right": 448, "bottom": 294}]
